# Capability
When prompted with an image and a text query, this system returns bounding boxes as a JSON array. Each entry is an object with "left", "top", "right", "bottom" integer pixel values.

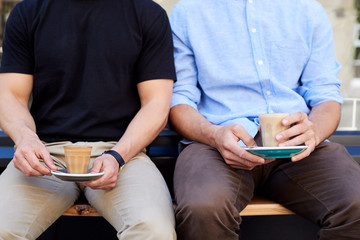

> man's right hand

[
  {"left": 13, "top": 135, "right": 56, "bottom": 176},
  {"left": 212, "top": 124, "right": 273, "bottom": 170}
]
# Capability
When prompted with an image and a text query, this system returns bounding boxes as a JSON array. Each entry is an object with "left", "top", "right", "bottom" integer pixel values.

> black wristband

[{"left": 102, "top": 150, "right": 125, "bottom": 168}]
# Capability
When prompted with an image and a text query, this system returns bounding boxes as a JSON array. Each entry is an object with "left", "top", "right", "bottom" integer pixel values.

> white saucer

[
  {"left": 242, "top": 146, "right": 308, "bottom": 158},
  {"left": 51, "top": 169, "right": 104, "bottom": 182}
]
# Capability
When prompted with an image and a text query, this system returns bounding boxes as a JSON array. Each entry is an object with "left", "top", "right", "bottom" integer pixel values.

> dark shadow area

[
  {"left": 37, "top": 216, "right": 118, "bottom": 240},
  {"left": 240, "top": 215, "right": 319, "bottom": 240},
  {"left": 37, "top": 214, "right": 319, "bottom": 240}
]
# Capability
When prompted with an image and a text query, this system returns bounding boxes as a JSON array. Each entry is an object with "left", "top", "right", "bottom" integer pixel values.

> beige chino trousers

[{"left": 0, "top": 141, "right": 176, "bottom": 240}]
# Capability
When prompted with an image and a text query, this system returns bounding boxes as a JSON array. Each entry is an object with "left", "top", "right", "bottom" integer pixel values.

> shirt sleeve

[
  {"left": 135, "top": 2, "right": 176, "bottom": 82},
  {"left": 298, "top": 3, "right": 343, "bottom": 107},
  {"left": 0, "top": 3, "right": 34, "bottom": 74},
  {"left": 169, "top": 4, "right": 201, "bottom": 110}
]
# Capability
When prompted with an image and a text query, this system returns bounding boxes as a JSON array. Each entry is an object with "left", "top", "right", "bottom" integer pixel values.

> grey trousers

[
  {"left": 174, "top": 136, "right": 360, "bottom": 240},
  {"left": 0, "top": 141, "right": 176, "bottom": 240}
]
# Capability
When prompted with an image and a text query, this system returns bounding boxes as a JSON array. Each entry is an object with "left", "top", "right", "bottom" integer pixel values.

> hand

[
  {"left": 13, "top": 135, "right": 56, "bottom": 176},
  {"left": 212, "top": 124, "right": 274, "bottom": 170},
  {"left": 82, "top": 154, "right": 120, "bottom": 190},
  {"left": 277, "top": 112, "right": 318, "bottom": 161}
]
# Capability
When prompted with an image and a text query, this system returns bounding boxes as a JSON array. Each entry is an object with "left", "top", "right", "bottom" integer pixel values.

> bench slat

[
  {"left": 63, "top": 204, "right": 101, "bottom": 217},
  {"left": 240, "top": 196, "right": 294, "bottom": 216},
  {"left": 63, "top": 196, "right": 294, "bottom": 217}
]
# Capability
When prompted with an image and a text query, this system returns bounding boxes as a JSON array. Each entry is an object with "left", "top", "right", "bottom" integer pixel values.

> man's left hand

[
  {"left": 81, "top": 154, "right": 120, "bottom": 190},
  {"left": 276, "top": 112, "right": 319, "bottom": 161}
]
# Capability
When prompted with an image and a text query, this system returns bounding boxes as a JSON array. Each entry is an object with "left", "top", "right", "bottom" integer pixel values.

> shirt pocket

[{"left": 269, "top": 41, "right": 309, "bottom": 89}]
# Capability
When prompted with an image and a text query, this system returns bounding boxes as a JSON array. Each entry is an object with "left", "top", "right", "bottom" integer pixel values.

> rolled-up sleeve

[
  {"left": 299, "top": 4, "right": 343, "bottom": 107},
  {"left": 170, "top": 5, "right": 201, "bottom": 110}
]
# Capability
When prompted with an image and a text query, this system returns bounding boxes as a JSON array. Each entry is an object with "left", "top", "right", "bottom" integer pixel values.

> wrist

[
  {"left": 102, "top": 150, "right": 126, "bottom": 168},
  {"left": 207, "top": 124, "right": 221, "bottom": 148}
]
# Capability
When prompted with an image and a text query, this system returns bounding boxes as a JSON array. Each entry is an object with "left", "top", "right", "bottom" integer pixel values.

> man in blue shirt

[{"left": 169, "top": 0, "right": 360, "bottom": 239}]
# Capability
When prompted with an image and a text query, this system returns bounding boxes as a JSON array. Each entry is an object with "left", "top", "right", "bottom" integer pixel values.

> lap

[
  {"left": 85, "top": 151, "right": 175, "bottom": 232},
  {"left": 174, "top": 142, "right": 255, "bottom": 212},
  {"left": 0, "top": 141, "right": 175, "bottom": 239},
  {"left": 0, "top": 162, "right": 80, "bottom": 239},
  {"left": 262, "top": 141, "right": 360, "bottom": 222},
  {"left": 174, "top": 141, "right": 360, "bottom": 215}
]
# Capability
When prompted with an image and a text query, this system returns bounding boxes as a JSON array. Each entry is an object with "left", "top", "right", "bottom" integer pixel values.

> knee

[
  {"left": 341, "top": 194, "right": 360, "bottom": 222},
  {"left": 143, "top": 215, "right": 176, "bottom": 240},
  {"left": 0, "top": 225, "right": 27, "bottom": 240},
  {"left": 122, "top": 211, "right": 176, "bottom": 240},
  {"left": 177, "top": 193, "right": 239, "bottom": 224},
  {"left": 326, "top": 192, "right": 360, "bottom": 227},
  {"left": 319, "top": 193, "right": 360, "bottom": 238}
]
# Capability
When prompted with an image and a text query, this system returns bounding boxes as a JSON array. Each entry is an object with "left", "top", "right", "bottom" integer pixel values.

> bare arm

[
  {"left": 114, "top": 80, "right": 174, "bottom": 160},
  {"left": 84, "top": 79, "right": 173, "bottom": 190},
  {"left": 278, "top": 101, "right": 341, "bottom": 161},
  {"left": 170, "top": 104, "right": 267, "bottom": 170},
  {"left": 0, "top": 73, "right": 56, "bottom": 176},
  {"left": 309, "top": 101, "right": 341, "bottom": 142}
]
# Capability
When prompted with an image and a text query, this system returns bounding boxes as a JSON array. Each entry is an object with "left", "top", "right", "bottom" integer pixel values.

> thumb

[
  {"left": 89, "top": 159, "right": 102, "bottom": 173},
  {"left": 234, "top": 127, "right": 257, "bottom": 147}
]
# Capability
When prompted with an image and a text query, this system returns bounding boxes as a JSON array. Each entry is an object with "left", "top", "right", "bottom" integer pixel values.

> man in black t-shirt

[{"left": 0, "top": 0, "right": 176, "bottom": 239}]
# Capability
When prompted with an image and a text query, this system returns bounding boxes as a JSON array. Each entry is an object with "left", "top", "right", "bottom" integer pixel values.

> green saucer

[{"left": 243, "top": 146, "right": 308, "bottom": 158}]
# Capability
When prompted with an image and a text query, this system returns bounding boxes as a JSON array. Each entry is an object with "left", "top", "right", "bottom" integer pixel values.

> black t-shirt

[{"left": 0, "top": 0, "right": 176, "bottom": 142}]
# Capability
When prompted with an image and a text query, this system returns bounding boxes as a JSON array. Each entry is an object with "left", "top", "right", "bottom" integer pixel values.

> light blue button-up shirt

[{"left": 170, "top": 0, "right": 343, "bottom": 141}]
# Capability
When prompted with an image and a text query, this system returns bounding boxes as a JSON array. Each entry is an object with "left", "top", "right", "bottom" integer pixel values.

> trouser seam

[{"left": 278, "top": 167, "right": 333, "bottom": 214}]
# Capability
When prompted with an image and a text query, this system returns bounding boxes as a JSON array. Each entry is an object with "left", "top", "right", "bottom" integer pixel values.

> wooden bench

[
  {"left": 1, "top": 129, "right": 360, "bottom": 217},
  {"left": 62, "top": 195, "right": 294, "bottom": 217}
]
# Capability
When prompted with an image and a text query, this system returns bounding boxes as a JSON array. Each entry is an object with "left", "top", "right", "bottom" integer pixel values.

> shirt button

[
  {"left": 258, "top": 60, "right": 263, "bottom": 65},
  {"left": 266, "top": 90, "right": 271, "bottom": 95},
  {"left": 251, "top": 28, "right": 257, "bottom": 33}
]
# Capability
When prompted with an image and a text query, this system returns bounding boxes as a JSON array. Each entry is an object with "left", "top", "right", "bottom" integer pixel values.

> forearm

[
  {"left": 0, "top": 93, "right": 38, "bottom": 146},
  {"left": 169, "top": 104, "right": 219, "bottom": 148},
  {"left": 112, "top": 99, "right": 169, "bottom": 162},
  {"left": 308, "top": 101, "right": 341, "bottom": 145},
  {"left": 0, "top": 73, "right": 37, "bottom": 145}
]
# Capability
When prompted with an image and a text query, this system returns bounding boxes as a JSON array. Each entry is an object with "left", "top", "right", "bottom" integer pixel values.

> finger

[
  {"left": 83, "top": 175, "right": 116, "bottom": 190},
  {"left": 291, "top": 139, "right": 315, "bottom": 161},
  {"left": 282, "top": 112, "right": 307, "bottom": 127},
  {"left": 279, "top": 129, "right": 313, "bottom": 147},
  {"left": 264, "top": 158, "right": 276, "bottom": 164},
  {"left": 42, "top": 151, "right": 57, "bottom": 171},
  {"left": 279, "top": 136, "right": 303, "bottom": 147},
  {"left": 276, "top": 123, "right": 302, "bottom": 142},
  {"left": 226, "top": 147, "right": 265, "bottom": 165},
  {"left": 84, "top": 168, "right": 112, "bottom": 186},
  {"left": 291, "top": 147, "right": 311, "bottom": 162},
  {"left": 14, "top": 157, "right": 44, "bottom": 176},
  {"left": 84, "top": 159, "right": 119, "bottom": 189},
  {"left": 225, "top": 151, "right": 265, "bottom": 168},
  {"left": 28, "top": 156, "right": 52, "bottom": 175},
  {"left": 81, "top": 176, "right": 104, "bottom": 188},
  {"left": 243, "top": 151, "right": 265, "bottom": 164},
  {"left": 89, "top": 158, "right": 103, "bottom": 173},
  {"left": 19, "top": 148, "right": 50, "bottom": 175},
  {"left": 15, "top": 147, "right": 51, "bottom": 175},
  {"left": 277, "top": 122, "right": 312, "bottom": 146},
  {"left": 234, "top": 127, "right": 257, "bottom": 147},
  {"left": 223, "top": 137, "right": 264, "bottom": 164}
]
